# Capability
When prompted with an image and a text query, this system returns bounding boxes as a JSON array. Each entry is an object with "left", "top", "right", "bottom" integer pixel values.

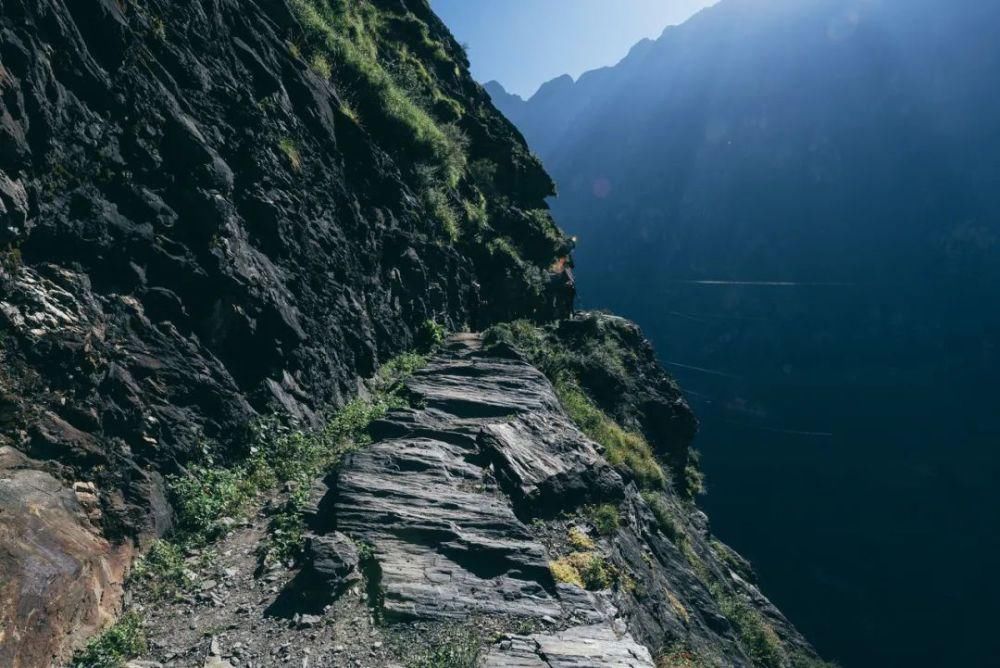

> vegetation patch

[
  {"left": 278, "top": 137, "right": 302, "bottom": 171},
  {"left": 642, "top": 490, "right": 683, "bottom": 544},
  {"left": 288, "top": 0, "right": 466, "bottom": 186},
  {"left": 587, "top": 503, "right": 621, "bottom": 536},
  {"left": 656, "top": 644, "right": 713, "bottom": 668},
  {"left": 567, "top": 526, "right": 595, "bottom": 551},
  {"left": 556, "top": 379, "right": 666, "bottom": 489},
  {"left": 713, "top": 589, "right": 786, "bottom": 668},
  {"left": 549, "top": 551, "right": 613, "bottom": 591},
  {"left": 157, "top": 348, "right": 429, "bottom": 570},
  {"left": 71, "top": 612, "right": 147, "bottom": 668},
  {"left": 485, "top": 321, "right": 667, "bottom": 489},
  {"left": 128, "top": 540, "right": 192, "bottom": 601},
  {"left": 405, "top": 627, "right": 482, "bottom": 668}
]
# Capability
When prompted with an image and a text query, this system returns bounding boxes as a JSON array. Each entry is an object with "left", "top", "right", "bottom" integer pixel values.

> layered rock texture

[{"left": 0, "top": 0, "right": 820, "bottom": 666}]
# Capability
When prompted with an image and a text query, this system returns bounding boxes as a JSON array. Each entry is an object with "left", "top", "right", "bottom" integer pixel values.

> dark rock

[{"left": 266, "top": 532, "right": 360, "bottom": 617}]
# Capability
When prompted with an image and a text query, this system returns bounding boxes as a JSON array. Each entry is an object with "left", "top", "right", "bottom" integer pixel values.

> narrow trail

[{"left": 134, "top": 335, "right": 655, "bottom": 667}]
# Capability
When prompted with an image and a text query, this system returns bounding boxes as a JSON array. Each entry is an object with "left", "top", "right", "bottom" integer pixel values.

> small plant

[
  {"left": 549, "top": 556, "right": 585, "bottom": 589},
  {"left": 310, "top": 53, "right": 332, "bottom": 79},
  {"left": 656, "top": 643, "right": 711, "bottom": 668},
  {"left": 790, "top": 651, "right": 840, "bottom": 668},
  {"left": 407, "top": 628, "right": 481, "bottom": 668},
  {"left": 424, "top": 187, "right": 460, "bottom": 241},
  {"left": 418, "top": 319, "right": 446, "bottom": 350},
  {"left": 278, "top": 137, "right": 302, "bottom": 172},
  {"left": 168, "top": 464, "right": 256, "bottom": 543},
  {"left": 642, "top": 491, "right": 683, "bottom": 544},
  {"left": 588, "top": 504, "right": 621, "bottom": 536},
  {"left": 1, "top": 245, "right": 22, "bottom": 274},
  {"left": 72, "top": 612, "right": 147, "bottom": 668},
  {"left": 567, "top": 526, "right": 595, "bottom": 550},
  {"left": 549, "top": 552, "right": 612, "bottom": 591},
  {"left": 129, "top": 540, "right": 191, "bottom": 601},
  {"left": 714, "top": 587, "right": 786, "bottom": 668},
  {"left": 684, "top": 450, "right": 706, "bottom": 497},
  {"left": 151, "top": 17, "right": 166, "bottom": 41}
]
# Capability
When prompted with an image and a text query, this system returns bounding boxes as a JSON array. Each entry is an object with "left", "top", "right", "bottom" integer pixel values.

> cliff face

[{"left": 0, "top": 1, "right": 819, "bottom": 666}]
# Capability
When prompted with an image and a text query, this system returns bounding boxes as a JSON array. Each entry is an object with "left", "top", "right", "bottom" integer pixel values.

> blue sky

[{"left": 430, "top": 0, "right": 719, "bottom": 98}]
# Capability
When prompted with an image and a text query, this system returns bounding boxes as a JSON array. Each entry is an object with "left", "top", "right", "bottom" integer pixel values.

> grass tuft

[
  {"left": 71, "top": 612, "right": 146, "bottom": 668},
  {"left": 588, "top": 504, "right": 621, "bottom": 536},
  {"left": 549, "top": 552, "right": 613, "bottom": 591},
  {"left": 278, "top": 137, "right": 302, "bottom": 171}
]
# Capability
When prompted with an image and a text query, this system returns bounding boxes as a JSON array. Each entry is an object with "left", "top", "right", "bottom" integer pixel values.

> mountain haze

[{"left": 488, "top": 1, "right": 1000, "bottom": 667}]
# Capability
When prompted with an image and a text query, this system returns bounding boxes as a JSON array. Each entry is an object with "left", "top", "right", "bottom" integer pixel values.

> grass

[
  {"left": 549, "top": 552, "right": 613, "bottom": 591},
  {"left": 556, "top": 378, "right": 666, "bottom": 489},
  {"left": 278, "top": 137, "right": 302, "bottom": 171},
  {"left": 71, "top": 612, "right": 146, "bottom": 668},
  {"left": 588, "top": 504, "right": 621, "bottom": 536},
  {"left": 642, "top": 490, "right": 683, "bottom": 544},
  {"left": 485, "top": 321, "right": 667, "bottom": 489},
  {"left": 159, "top": 349, "right": 428, "bottom": 566},
  {"left": 567, "top": 526, "right": 595, "bottom": 551},
  {"left": 406, "top": 628, "right": 481, "bottom": 668},
  {"left": 288, "top": 0, "right": 467, "bottom": 186},
  {"left": 128, "top": 540, "right": 191, "bottom": 601}
]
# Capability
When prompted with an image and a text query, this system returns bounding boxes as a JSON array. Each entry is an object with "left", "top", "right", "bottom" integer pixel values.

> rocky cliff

[{"left": 0, "top": 1, "right": 823, "bottom": 666}]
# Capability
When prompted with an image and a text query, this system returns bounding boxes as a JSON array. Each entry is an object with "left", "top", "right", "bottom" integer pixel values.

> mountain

[
  {"left": 487, "top": 1, "right": 1000, "bottom": 667},
  {"left": 0, "top": 1, "right": 824, "bottom": 667}
]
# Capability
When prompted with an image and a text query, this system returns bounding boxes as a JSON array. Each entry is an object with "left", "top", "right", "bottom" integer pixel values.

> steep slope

[
  {"left": 0, "top": 1, "right": 822, "bottom": 667},
  {"left": 486, "top": 1, "right": 1000, "bottom": 666},
  {"left": 0, "top": 0, "right": 569, "bottom": 662}
]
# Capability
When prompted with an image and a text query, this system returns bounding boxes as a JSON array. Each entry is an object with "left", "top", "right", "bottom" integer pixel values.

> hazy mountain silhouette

[{"left": 489, "top": 1, "right": 1000, "bottom": 666}]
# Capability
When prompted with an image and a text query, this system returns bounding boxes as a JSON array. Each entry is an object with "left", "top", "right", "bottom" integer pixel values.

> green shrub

[
  {"left": 713, "top": 588, "right": 786, "bottom": 668},
  {"left": 72, "top": 612, "right": 146, "bottom": 668},
  {"left": 129, "top": 540, "right": 191, "bottom": 601},
  {"left": 642, "top": 491, "right": 683, "bottom": 543},
  {"left": 567, "top": 526, "right": 595, "bottom": 550},
  {"left": 549, "top": 552, "right": 613, "bottom": 591},
  {"left": 407, "top": 628, "right": 481, "bottom": 668},
  {"left": 168, "top": 464, "right": 256, "bottom": 542},
  {"left": 588, "top": 504, "right": 621, "bottom": 536},
  {"left": 418, "top": 319, "right": 446, "bottom": 350}
]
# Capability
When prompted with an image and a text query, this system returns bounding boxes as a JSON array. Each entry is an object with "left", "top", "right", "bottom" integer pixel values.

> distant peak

[
  {"left": 531, "top": 74, "right": 575, "bottom": 101},
  {"left": 484, "top": 80, "right": 509, "bottom": 95}
]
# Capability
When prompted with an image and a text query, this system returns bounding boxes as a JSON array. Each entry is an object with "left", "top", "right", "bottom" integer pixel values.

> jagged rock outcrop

[
  {"left": 0, "top": 447, "right": 134, "bottom": 667},
  {"left": 0, "top": 0, "right": 823, "bottom": 665},
  {"left": 0, "top": 0, "right": 571, "bottom": 661},
  {"left": 289, "top": 334, "right": 820, "bottom": 666}
]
